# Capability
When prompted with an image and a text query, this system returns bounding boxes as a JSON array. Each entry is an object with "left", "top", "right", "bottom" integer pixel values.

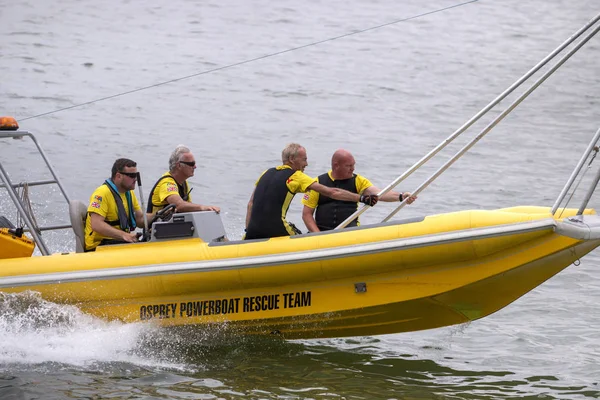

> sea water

[{"left": 1, "top": 0, "right": 599, "bottom": 398}]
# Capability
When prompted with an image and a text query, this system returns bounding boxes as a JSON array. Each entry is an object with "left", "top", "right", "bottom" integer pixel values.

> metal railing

[
  {"left": 0, "top": 131, "right": 72, "bottom": 255},
  {"left": 335, "top": 12, "right": 600, "bottom": 229}
]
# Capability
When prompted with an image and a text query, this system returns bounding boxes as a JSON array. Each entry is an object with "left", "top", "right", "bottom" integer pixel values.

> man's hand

[
  {"left": 400, "top": 192, "right": 417, "bottom": 204},
  {"left": 202, "top": 205, "right": 220, "bottom": 213},
  {"left": 360, "top": 194, "right": 379, "bottom": 207},
  {"left": 121, "top": 231, "right": 139, "bottom": 243}
]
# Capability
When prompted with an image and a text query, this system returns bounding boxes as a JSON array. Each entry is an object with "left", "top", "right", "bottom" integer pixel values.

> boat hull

[{"left": 1, "top": 207, "right": 598, "bottom": 339}]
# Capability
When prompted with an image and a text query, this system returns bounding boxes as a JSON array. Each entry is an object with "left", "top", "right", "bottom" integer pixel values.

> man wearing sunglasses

[
  {"left": 84, "top": 158, "right": 147, "bottom": 251},
  {"left": 147, "top": 145, "right": 220, "bottom": 214}
]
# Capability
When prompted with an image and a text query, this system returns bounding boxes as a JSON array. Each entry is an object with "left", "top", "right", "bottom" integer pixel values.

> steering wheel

[{"left": 151, "top": 204, "right": 176, "bottom": 224}]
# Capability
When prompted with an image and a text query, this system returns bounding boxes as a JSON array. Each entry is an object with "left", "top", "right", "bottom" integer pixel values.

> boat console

[{"left": 150, "top": 211, "right": 227, "bottom": 243}]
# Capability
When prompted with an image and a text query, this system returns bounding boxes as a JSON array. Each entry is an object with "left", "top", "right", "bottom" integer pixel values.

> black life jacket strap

[{"left": 146, "top": 174, "right": 190, "bottom": 213}]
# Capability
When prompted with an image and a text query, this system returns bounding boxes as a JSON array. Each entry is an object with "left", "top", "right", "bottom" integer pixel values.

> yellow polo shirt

[
  {"left": 255, "top": 165, "right": 316, "bottom": 194},
  {"left": 84, "top": 184, "right": 141, "bottom": 251},
  {"left": 149, "top": 173, "right": 193, "bottom": 213},
  {"left": 301, "top": 171, "right": 372, "bottom": 208}
]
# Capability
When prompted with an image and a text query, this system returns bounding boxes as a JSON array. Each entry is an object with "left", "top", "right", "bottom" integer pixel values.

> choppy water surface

[{"left": 1, "top": 0, "right": 599, "bottom": 398}]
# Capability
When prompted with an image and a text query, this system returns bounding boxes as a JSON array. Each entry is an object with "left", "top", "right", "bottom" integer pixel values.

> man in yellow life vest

[
  {"left": 302, "top": 149, "right": 417, "bottom": 232},
  {"left": 84, "top": 158, "right": 148, "bottom": 251},
  {"left": 244, "top": 143, "right": 379, "bottom": 240},
  {"left": 147, "top": 145, "right": 220, "bottom": 214}
]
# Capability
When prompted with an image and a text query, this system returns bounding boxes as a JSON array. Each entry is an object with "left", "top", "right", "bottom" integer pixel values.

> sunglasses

[
  {"left": 119, "top": 171, "right": 139, "bottom": 179},
  {"left": 180, "top": 161, "right": 196, "bottom": 167}
]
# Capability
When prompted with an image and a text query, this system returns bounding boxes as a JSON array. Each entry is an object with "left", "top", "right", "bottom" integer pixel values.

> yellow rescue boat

[
  {"left": 0, "top": 200, "right": 599, "bottom": 339},
  {"left": 2, "top": 115, "right": 600, "bottom": 339},
  {"left": 2, "top": 19, "right": 600, "bottom": 339}
]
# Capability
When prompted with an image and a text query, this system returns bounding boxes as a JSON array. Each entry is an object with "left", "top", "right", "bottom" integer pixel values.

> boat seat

[{"left": 69, "top": 200, "right": 88, "bottom": 253}]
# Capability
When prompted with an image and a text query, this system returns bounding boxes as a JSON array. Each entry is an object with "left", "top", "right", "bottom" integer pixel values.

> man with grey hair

[
  {"left": 147, "top": 145, "right": 220, "bottom": 214},
  {"left": 244, "top": 143, "right": 378, "bottom": 240}
]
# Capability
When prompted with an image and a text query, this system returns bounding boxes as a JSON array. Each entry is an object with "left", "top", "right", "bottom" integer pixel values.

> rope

[
  {"left": 19, "top": 0, "right": 479, "bottom": 122},
  {"left": 16, "top": 183, "right": 40, "bottom": 233}
]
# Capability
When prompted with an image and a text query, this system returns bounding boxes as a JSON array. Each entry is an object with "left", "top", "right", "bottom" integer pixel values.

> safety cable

[
  {"left": 19, "top": 0, "right": 478, "bottom": 122},
  {"left": 558, "top": 146, "right": 599, "bottom": 218}
]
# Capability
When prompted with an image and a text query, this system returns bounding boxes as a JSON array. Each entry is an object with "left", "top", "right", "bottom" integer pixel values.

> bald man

[
  {"left": 245, "top": 143, "right": 379, "bottom": 240},
  {"left": 302, "top": 149, "right": 416, "bottom": 232}
]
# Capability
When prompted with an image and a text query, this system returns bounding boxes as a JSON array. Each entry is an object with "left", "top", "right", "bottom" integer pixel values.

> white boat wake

[{"left": 0, "top": 291, "right": 191, "bottom": 372}]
